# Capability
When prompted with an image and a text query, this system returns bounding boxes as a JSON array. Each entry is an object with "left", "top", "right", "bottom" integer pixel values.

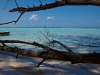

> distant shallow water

[{"left": 0, "top": 27, "right": 100, "bottom": 53}]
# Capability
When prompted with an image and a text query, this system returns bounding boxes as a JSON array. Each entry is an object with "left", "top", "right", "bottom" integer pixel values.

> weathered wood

[
  {"left": 9, "top": 0, "right": 100, "bottom": 12},
  {"left": 0, "top": 45, "right": 100, "bottom": 66},
  {"left": 0, "top": 40, "right": 100, "bottom": 67},
  {"left": 0, "top": 44, "right": 69, "bottom": 66},
  {"left": 0, "top": 40, "right": 60, "bottom": 52}
]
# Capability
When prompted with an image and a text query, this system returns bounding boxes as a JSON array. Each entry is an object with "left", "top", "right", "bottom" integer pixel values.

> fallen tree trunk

[{"left": 0, "top": 40, "right": 100, "bottom": 67}]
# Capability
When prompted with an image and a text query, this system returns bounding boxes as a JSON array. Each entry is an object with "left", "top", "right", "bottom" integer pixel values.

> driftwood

[
  {"left": 0, "top": 0, "right": 100, "bottom": 67},
  {"left": 0, "top": 40, "right": 100, "bottom": 67}
]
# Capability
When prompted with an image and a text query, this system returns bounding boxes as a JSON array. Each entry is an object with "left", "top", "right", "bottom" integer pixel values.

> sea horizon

[{"left": 0, "top": 26, "right": 100, "bottom": 28}]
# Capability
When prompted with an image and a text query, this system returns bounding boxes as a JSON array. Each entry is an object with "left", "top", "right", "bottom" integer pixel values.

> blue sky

[{"left": 0, "top": 0, "right": 100, "bottom": 27}]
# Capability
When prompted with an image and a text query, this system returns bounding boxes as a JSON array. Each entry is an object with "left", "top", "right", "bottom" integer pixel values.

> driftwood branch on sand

[{"left": 0, "top": 40, "right": 100, "bottom": 67}]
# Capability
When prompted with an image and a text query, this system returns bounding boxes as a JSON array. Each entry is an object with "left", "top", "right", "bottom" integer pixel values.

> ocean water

[{"left": 0, "top": 27, "right": 100, "bottom": 53}]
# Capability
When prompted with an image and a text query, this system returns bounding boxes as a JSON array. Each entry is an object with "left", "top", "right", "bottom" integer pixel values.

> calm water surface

[{"left": 0, "top": 27, "right": 100, "bottom": 53}]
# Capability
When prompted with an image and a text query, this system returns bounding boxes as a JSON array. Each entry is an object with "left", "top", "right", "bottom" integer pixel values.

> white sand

[{"left": 0, "top": 52, "right": 100, "bottom": 75}]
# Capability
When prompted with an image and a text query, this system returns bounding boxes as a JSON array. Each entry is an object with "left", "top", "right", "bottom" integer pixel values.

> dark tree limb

[
  {"left": 38, "top": 0, "right": 42, "bottom": 6},
  {"left": 0, "top": 40, "right": 100, "bottom": 67},
  {"left": 2, "top": 43, "right": 6, "bottom": 46},
  {"left": 0, "top": 40, "right": 61, "bottom": 52},
  {"left": 14, "top": 0, "right": 19, "bottom": 8},
  {"left": 0, "top": 7, "right": 29, "bottom": 25},
  {"left": 0, "top": 43, "right": 100, "bottom": 66},
  {"left": 2, "top": 0, "right": 10, "bottom": 11},
  {"left": 14, "top": 12, "right": 24, "bottom": 25},
  {"left": 0, "top": 20, "right": 16, "bottom": 25},
  {"left": 50, "top": 40, "right": 73, "bottom": 52},
  {"left": 1, "top": 0, "right": 100, "bottom": 25},
  {"left": 0, "top": 13, "right": 24, "bottom": 25},
  {"left": 0, "top": 43, "right": 68, "bottom": 66},
  {"left": 16, "top": 53, "right": 18, "bottom": 59},
  {"left": 39, "top": 31, "right": 51, "bottom": 42},
  {"left": 0, "top": 0, "right": 22, "bottom": 25},
  {"left": 13, "top": 0, "right": 22, "bottom": 13},
  {"left": 9, "top": 0, "right": 100, "bottom": 12},
  {"left": 77, "top": 44, "right": 100, "bottom": 47},
  {"left": 36, "top": 59, "right": 46, "bottom": 67}
]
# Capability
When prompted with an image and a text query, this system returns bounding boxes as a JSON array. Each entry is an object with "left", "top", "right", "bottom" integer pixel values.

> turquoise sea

[{"left": 0, "top": 27, "right": 100, "bottom": 53}]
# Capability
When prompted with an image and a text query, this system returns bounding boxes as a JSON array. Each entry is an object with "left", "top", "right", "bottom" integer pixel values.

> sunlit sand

[{"left": 0, "top": 52, "right": 100, "bottom": 75}]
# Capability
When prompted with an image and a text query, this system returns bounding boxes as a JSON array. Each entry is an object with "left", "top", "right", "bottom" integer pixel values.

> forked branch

[
  {"left": 9, "top": 0, "right": 100, "bottom": 12},
  {"left": 0, "top": 40, "right": 100, "bottom": 67},
  {"left": 50, "top": 40, "right": 73, "bottom": 52}
]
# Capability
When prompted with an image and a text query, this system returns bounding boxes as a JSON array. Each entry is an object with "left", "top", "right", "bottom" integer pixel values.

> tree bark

[
  {"left": 9, "top": 0, "right": 100, "bottom": 12},
  {"left": 0, "top": 40, "right": 60, "bottom": 51},
  {"left": 0, "top": 40, "right": 100, "bottom": 67}
]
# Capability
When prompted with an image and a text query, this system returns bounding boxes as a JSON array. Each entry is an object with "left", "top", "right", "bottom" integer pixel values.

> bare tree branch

[
  {"left": 39, "top": 31, "right": 51, "bottom": 42},
  {"left": 2, "top": 0, "right": 10, "bottom": 11},
  {"left": 0, "top": 7, "right": 29, "bottom": 25},
  {"left": 38, "top": 0, "right": 42, "bottom": 6},
  {"left": 0, "top": 13, "right": 24, "bottom": 25},
  {"left": 14, "top": 0, "right": 18, "bottom": 8},
  {"left": 14, "top": 12, "right": 24, "bottom": 25},
  {"left": 50, "top": 40, "right": 73, "bottom": 52},
  {"left": 0, "top": 40, "right": 60, "bottom": 51},
  {"left": 1, "top": 0, "right": 100, "bottom": 25},
  {"left": 0, "top": 40, "right": 100, "bottom": 67},
  {"left": 9, "top": 0, "right": 100, "bottom": 12},
  {"left": 0, "top": 20, "right": 15, "bottom": 25}
]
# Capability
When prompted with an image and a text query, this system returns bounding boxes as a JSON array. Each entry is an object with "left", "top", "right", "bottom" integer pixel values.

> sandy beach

[
  {"left": 0, "top": 0, "right": 100, "bottom": 74},
  {"left": 0, "top": 51, "right": 100, "bottom": 75}
]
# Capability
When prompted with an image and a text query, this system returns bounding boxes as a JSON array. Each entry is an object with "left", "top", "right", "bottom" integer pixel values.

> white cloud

[
  {"left": 47, "top": 16, "right": 55, "bottom": 20},
  {"left": 29, "top": 14, "right": 39, "bottom": 20}
]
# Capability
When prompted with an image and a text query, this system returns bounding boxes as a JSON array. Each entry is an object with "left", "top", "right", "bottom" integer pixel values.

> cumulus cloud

[
  {"left": 47, "top": 16, "right": 55, "bottom": 20},
  {"left": 29, "top": 14, "right": 39, "bottom": 20}
]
